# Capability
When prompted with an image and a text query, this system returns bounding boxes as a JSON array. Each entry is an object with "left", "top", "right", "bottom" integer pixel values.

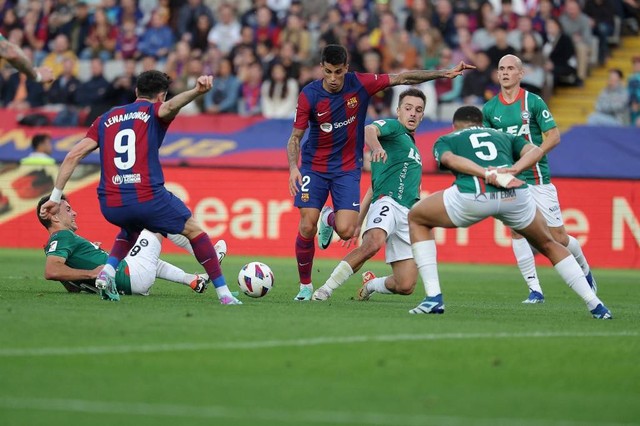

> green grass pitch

[{"left": 0, "top": 248, "right": 638, "bottom": 426}]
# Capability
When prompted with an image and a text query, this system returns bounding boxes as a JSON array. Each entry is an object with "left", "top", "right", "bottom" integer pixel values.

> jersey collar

[{"left": 499, "top": 87, "right": 525, "bottom": 105}]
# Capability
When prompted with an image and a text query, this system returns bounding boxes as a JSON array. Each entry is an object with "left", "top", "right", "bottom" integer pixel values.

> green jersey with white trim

[
  {"left": 370, "top": 119, "right": 423, "bottom": 209},
  {"left": 44, "top": 230, "right": 131, "bottom": 293},
  {"left": 482, "top": 88, "right": 556, "bottom": 185},
  {"left": 433, "top": 126, "right": 530, "bottom": 194}
]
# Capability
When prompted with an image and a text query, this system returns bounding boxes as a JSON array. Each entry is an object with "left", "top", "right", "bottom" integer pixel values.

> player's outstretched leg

[
  {"left": 517, "top": 213, "right": 611, "bottom": 319},
  {"left": 564, "top": 234, "right": 597, "bottom": 293}
]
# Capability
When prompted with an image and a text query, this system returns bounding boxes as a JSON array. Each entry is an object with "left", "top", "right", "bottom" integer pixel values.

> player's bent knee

[{"left": 335, "top": 225, "right": 356, "bottom": 240}]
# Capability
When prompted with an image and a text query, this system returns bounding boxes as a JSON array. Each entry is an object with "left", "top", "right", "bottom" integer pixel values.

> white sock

[
  {"left": 325, "top": 261, "right": 354, "bottom": 291},
  {"left": 215, "top": 285, "right": 232, "bottom": 299},
  {"left": 411, "top": 240, "right": 442, "bottom": 297},
  {"left": 367, "top": 276, "right": 393, "bottom": 294},
  {"left": 101, "top": 264, "right": 116, "bottom": 277},
  {"left": 168, "top": 233, "right": 194, "bottom": 255},
  {"left": 155, "top": 259, "right": 193, "bottom": 286},
  {"left": 566, "top": 236, "right": 590, "bottom": 275},
  {"left": 512, "top": 238, "right": 543, "bottom": 293},
  {"left": 300, "top": 283, "right": 313, "bottom": 290},
  {"left": 554, "top": 256, "right": 600, "bottom": 310}
]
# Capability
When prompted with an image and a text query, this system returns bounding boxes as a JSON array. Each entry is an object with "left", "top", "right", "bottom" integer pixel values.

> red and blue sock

[
  {"left": 190, "top": 232, "right": 225, "bottom": 288},
  {"left": 295, "top": 232, "right": 315, "bottom": 284},
  {"left": 106, "top": 230, "right": 138, "bottom": 270}
]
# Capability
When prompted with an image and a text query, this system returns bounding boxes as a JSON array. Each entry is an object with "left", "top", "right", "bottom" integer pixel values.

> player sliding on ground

[
  {"left": 39, "top": 71, "right": 241, "bottom": 305},
  {"left": 37, "top": 195, "right": 227, "bottom": 296},
  {"left": 408, "top": 106, "right": 611, "bottom": 319},
  {"left": 311, "top": 88, "right": 426, "bottom": 301}
]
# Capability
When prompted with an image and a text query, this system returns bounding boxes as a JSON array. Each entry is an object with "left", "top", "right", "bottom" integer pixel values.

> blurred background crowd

[{"left": 0, "top": 0, "right": 639, "bottom": 126}]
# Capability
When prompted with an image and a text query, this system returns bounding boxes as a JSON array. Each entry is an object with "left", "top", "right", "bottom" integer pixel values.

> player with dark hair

[
  {"left": 0, "top": 31, "right": 53, "bottom": 83},
  {"left": 483, "top": 54, "right": 596, "bottom": 304},
  {"left": 39, "top": 70, "right": 241, "bottom": 305},
  {"left": 311, "top": 88, "right": 426, "bottom": 301},
  {"left": 36, "top": 194, "right": 226, "bottom": 296},
  {"left": 21, "top": 134, "right": 55, "bottom": 166},
  {"left": 408, "top": 105, "right": 611, "bottom": 319},
  {"left": 287, "top": 44, "right": 475, "bottom": 301}
]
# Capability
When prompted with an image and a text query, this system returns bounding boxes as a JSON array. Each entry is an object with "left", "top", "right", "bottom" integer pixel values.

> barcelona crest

[
  {"left": 301, "top": 193, "right": 310, "bottom": 202},
  {"left": 347, "top": 97, "right": 358, "bottom": 109}
]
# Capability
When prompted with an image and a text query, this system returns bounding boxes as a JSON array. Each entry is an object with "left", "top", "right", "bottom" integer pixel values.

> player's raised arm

[
  {"left": 287, "top": 127, "right": 306, "bottom": 196},
  {"left": 0, "top": 37, "right": 54, "bottom": 82},
  {"left": 388, "top": 61, "right": 476, "bottom": 86},
  {"left": 158, "top": 75, "right": 213, "bottom": 120},
  {"left": 40, "top": 137, "right": 98, "bottom": 218}
]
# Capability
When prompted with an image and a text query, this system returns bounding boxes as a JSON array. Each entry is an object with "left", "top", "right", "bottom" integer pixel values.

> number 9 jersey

[{"left": 87, "top": 100, "right": 174, "bottom": 208}]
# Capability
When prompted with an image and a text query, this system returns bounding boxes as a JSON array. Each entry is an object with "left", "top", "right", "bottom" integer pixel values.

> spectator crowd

[{"left": 0, "top": 0, "right": 639, "bottom": 125}]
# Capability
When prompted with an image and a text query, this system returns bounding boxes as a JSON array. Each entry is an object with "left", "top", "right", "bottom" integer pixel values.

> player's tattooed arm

[
  {"left": 389, "top": 61, "right": 475, "bottom": 86},
  {"left": 0, "top": 39, "right": 52, "bottom": 82},
  {"left": 287, "top": 128, "right": 305, "bottom": 196},
  {"left": 0, "top": 38, "right": 38, "bottom": 80}
]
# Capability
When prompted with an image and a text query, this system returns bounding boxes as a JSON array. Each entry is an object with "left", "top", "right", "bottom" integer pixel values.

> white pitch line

[
  {"left": 0, "top": 330, "right": 637, "bottom": 358},
  {"left": 0, "top": 397, "right": 636, "bottom": 426}
]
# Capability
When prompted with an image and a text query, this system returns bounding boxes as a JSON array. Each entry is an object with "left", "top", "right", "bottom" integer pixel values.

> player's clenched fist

[{"left": 195, "top": 75, "right": 213, "bottom": 93}]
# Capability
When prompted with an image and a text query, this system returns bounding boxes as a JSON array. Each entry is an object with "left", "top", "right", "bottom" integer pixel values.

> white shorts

[
  {"left": 124, "top": 230, "right": 161, "bottom": 295},
  {"left": 364, "top": 196, "right": 412, "bottom": 263},
  {"left": 443, "top": 186, "right": 537, "bottom": 231},
  {"left": 528, "top": 183, "right": 563, "bottom": 227}
]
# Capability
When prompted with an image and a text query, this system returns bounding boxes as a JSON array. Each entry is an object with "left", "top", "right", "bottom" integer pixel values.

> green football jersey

[
  {"left": 433, "top": 126, "right": 529, "bottom": 194},
  {"left": 370, "top": 119, "right": 423, "bottom": 209},
  {"left": 44, "top": 230, "right": 131, "bottom": 294},
  {"left": 482, "top": 88, "right": 556, "bottom": 185}
]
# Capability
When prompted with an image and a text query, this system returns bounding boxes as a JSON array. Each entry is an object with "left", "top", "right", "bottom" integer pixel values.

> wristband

[
  {"left": 35, "top": 71, "right": 43, "bottom": 83},
  {"left": 50, "top": 187, "right": 63, "bottom": 203}
]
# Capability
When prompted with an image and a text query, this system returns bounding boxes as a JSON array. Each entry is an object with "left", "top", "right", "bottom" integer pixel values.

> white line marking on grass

[
  {"left": 0, "top": 397, "right": 636, "bottom": 426},
  {"left": 0, "top": 331, "right": 637, "bottom": 358}
]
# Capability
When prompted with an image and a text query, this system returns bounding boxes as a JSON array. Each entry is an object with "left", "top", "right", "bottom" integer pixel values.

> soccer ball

[{"left": 237, "top": 262, "right": 274, "bottom": 298}]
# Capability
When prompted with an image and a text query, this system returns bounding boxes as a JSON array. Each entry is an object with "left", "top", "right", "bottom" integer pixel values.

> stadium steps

[{"left": 549, "top": 34, "right": 640, "bottom": 130}]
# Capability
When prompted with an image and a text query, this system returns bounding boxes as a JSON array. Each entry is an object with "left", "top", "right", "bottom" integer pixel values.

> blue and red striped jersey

[
  {"left": 294, "top": 72, "right": 390, "bottom": 173},
  {"left": 87, "top": 100, "right": 174, "bottom": 207}
]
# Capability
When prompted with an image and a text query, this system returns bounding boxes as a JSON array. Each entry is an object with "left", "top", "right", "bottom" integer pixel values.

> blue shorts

[
  {"left": 293, "top": 168, "right": 361, "bottom": 212},
  {"left": 100, "top": 190, "right": 192, "bottom": 235}
]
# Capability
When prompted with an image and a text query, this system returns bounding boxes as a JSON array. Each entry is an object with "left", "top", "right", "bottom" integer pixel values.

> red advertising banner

[{"left": 1, "top": 166, "right": 638, "bottom": 268}]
